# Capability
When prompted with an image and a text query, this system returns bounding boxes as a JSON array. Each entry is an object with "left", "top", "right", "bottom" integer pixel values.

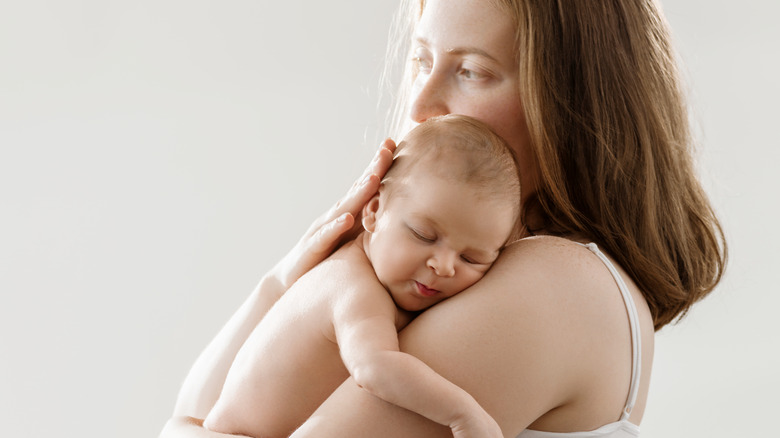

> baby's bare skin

[
  {"left": 204, "top": 165, "right": 511, "bottom": 438},
  {"left": 204, "top": 240, "right": 408, "bottom": 438}
]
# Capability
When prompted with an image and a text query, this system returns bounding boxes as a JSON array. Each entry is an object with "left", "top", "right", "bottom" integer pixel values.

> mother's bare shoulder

[
  {"left": 397, "top": 236, "right": 635, "bottom": 432},
  {"left": 489, "top": 236, "right": 606, "bottom": 290},
  {"left": 482, "top": 236, "right": 637, "bottom": 326}
]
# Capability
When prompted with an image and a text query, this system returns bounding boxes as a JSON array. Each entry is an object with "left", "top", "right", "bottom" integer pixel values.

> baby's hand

[{"left": 450, "top": 410, "right": 503, "bottom": 438}]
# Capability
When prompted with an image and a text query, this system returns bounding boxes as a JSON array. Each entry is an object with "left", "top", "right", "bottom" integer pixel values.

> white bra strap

[{"left": 581, "top": 242, "right": 642, "bottom": 421}]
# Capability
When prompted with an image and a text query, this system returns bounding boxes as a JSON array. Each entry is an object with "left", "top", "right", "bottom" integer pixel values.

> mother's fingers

[
  {"left": 362, "top": 138, "right": 396, "bottom": 181},
  {"left": 280, "top": 212, "right": 357, "bottom": 287},
  {"left": 272, "top": 139, "right": 397, "bottom": 290},
  {"left": 352, "top": 138, "right": 396, "bottom": 193},
  {"left": 329, "top": 139, "right": 396, "bottom": 222}
]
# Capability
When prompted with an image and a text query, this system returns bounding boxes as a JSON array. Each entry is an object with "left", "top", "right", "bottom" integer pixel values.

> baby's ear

[{"left": 361, "top": 193, "right": 381, "bottom": 233}]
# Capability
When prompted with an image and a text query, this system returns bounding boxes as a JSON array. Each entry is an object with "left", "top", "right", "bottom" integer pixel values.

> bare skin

[
  {"left": 169, "top": 140, "right": 398, "bottom": 422},
  {"left": 163, "top": 236, "right": 655, "bottom": 438},
  {"left": 288, "top": 236, "right": 655, "bottom": 437},
  {"left": 203, "top": 240, "right": 406, "bottom": 438},
  {"left": 205, "top": 237, "right": 503, "bottom": 438},
  {"left": 203, "top": 169, "right": 514, "bottom": 438},
  {"left": 161, "top": 0, "right": 658, "bottom": 436}
]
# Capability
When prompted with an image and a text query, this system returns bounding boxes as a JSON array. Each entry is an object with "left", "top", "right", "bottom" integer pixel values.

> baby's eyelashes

[
  {"left": 410, "top": 227, "right": 436, "bottom": 243},
  {"left": 460, "top": 255, "right": 479, "bottom": 264}
]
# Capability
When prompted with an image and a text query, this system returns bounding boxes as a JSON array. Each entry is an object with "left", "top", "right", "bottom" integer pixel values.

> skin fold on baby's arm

[{"left": 333, "top": 274, "right": 503, "bottom": 438}]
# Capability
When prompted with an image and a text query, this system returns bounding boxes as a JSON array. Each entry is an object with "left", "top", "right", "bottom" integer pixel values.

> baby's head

[{"left": 361, "top": 114, "right": 521, "bottom": 311}]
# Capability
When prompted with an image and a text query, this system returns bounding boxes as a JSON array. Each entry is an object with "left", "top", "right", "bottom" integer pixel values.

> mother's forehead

[{"left": 414, "top": 0, "right": 517, "bottom": 60}]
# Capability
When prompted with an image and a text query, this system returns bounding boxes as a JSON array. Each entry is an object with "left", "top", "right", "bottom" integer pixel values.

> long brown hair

[{"left": 387, "top": 0, "right": 727, "bottom": 330}]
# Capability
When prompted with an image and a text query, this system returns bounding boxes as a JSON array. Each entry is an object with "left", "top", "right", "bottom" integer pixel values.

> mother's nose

[{"left": 409, "top": 73, "right": 450, "bottom": 123}]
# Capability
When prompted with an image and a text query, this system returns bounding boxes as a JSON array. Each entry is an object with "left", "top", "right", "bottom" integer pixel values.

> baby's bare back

[{"left": 204, "top": 245, "right": 365, "bottom": 438}]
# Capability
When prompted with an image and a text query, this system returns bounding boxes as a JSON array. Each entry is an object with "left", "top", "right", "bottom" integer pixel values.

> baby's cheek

[{"left": 463, "top": 270, "right": 488, "bottom": 291}]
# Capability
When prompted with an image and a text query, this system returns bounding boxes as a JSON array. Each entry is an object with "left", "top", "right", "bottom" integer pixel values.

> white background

[{"left": 1, "top": 1, "right": 777, "bottom": 437}]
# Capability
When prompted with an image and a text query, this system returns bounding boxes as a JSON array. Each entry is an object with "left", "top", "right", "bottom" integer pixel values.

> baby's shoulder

[
  {"left": 312, "top": 241, "right": 399, "bottom": 319},
  {"left": 297, "top": 240, "right": 385, "bottom": 302},
  {"left": 312, "top": 240, "right": 376, "bottom": 281}
]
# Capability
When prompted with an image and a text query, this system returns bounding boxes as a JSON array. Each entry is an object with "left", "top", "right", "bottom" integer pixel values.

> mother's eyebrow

[{"left": 414, "top": 36, "right": 500, "bottom": 63}]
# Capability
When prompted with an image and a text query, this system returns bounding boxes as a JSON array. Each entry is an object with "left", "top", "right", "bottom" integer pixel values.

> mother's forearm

[{"left": 173, "top": 274, "right": 285, "bottom": 419}]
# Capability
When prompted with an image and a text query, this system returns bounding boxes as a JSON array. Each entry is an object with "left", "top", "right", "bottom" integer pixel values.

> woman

[{"left": 162, "top": 0, "right": 726, "bottom": 436}]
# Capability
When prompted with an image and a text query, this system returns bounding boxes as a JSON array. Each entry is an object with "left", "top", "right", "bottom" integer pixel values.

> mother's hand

[
  {"left": 167, "top": 139, "right": 397, "bottom": 428},
  {"left": 270, "top": 138, "right": 396, "bottom": 291}
]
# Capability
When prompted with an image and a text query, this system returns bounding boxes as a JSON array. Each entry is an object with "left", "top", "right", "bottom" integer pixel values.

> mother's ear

[{"left": 361, "top": 193, "right": 381, "bottom": 233}]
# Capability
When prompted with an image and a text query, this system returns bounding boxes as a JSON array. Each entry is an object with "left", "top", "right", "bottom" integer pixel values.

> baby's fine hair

[{"left": 383, "top": 114, "right": 522, "bottom": 220}]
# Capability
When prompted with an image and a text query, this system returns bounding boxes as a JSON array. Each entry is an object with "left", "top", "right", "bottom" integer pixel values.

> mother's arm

[
  {"left": 170, "top": 140, "right": 396, "bottom": 420},
  {"left": 290, "top": 238, "right": 592, "bottom": 438}
]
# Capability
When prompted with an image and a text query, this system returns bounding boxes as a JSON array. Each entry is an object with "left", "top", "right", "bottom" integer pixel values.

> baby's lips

[{"left": 415, "top": 281, "right": 440, "bottom": 297}]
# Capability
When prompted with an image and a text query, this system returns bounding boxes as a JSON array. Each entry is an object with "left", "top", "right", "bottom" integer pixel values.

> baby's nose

[{"left": 427, "top": 252, "right": 455, "bottom": 277}]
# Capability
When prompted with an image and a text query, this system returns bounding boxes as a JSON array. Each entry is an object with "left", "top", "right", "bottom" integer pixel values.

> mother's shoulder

[
  {"left": 494, "top": 235, "right": 601, "bottom": 277},
  {"left": 483, "top": 236, "right": 631, "bottom": 310},
  {"left": 506, "top": 234, "right": 586, "bottom": 251}
]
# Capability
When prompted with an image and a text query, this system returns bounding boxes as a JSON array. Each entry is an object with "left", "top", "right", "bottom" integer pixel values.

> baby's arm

[{"left": 334, "top": 286, "right": 502, "bottom": 438}]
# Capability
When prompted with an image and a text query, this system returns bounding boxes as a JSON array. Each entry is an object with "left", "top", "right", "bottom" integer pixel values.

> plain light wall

[{"left": 0, "top": 1, "right": 777, "bottom": 437}]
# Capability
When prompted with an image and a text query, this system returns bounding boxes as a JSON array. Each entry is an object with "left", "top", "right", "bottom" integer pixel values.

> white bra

[{"left": 517, "top": 242, "right": 642, "bottom": 438}]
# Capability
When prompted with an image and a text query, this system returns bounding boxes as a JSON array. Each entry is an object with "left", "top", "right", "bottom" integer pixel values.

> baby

[{"left": 204, "top": 114, "right": 521, "bottom": 438}]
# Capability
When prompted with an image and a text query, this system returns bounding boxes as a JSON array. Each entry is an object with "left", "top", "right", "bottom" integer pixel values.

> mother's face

[{"left": 410, "top": 0, "right": 535, "bottom": 198}]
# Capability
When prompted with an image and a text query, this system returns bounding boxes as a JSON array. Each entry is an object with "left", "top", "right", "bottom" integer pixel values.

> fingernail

[
  {"left": 361, "top": 174, "right": 373, "bottom": 186},
  {"left": 337, "top": 213, "right": 349, "bottom": 223}
]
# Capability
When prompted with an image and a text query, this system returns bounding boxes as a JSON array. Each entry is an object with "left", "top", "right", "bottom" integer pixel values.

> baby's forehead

[{"left": 387, "top": 175, "right": 515, "bottom": 238}]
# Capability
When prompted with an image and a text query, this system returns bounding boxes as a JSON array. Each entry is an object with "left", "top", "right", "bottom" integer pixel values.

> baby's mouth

[{"left": 415, "top": 281, "right": 440, "bottom": 297}]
